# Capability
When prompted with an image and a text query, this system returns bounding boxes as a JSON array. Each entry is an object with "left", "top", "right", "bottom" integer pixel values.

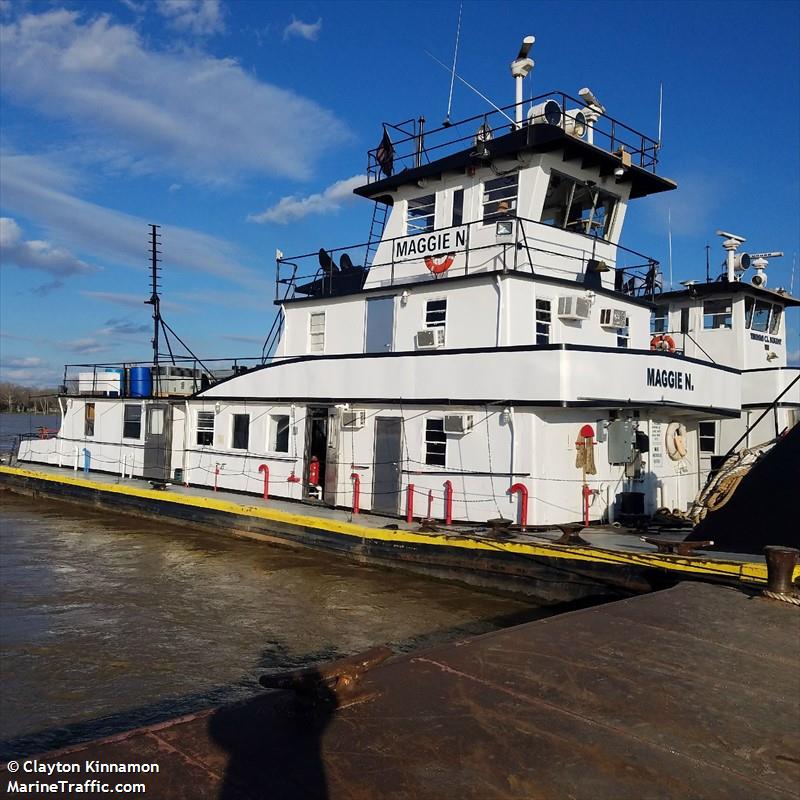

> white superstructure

[{"left": 18, "top": 39, "right": 798, "bottom": 527}]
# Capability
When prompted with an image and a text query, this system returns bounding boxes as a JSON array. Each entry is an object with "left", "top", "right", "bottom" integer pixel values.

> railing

[
  {"left": 276, "top": 216, "right": 661, "bottom": 302},
  {"left": 367, "top": 90, "right": 660, "bottom": 181}
]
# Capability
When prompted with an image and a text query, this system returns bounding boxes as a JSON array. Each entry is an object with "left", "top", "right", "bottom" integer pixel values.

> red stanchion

[
  {"left": 443, "top": 480, "right": 453, "bottom": 525},
  {"left": 258, "top": 463, "right": 269, "bottom": 500},
  {"left": 406, "top": 484, "right": 415, "bottom": 523},
  {"left": 507, "top": 483, "right": 528, "bottom": 530},
  {"left": 351, "top": 473, "right": 360, "bottom": 514}
]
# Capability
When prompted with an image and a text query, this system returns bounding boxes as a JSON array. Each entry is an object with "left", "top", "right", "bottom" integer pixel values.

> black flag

[{"left": 375, "top": 126, "right": 394, "bottom": 177}]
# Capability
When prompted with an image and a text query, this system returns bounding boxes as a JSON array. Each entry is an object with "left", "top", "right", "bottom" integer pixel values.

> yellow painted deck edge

[{"left": 2, "top": 465, "right": 787, "bottom": 585}]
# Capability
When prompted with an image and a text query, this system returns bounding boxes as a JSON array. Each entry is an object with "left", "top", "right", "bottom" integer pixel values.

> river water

[
  {"left": 0, "top": 492, "right": 542, "bottom": 760},
  {"left": 0, "top": 411, "right": 60, "bottom": 454}
]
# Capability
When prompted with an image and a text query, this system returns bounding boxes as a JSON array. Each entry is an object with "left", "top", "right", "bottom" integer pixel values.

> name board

[
  {"left": 646, "top": 368, "right": 695, "bottom": 391},
  {"left": 750, "top": 332, "right": 782, "bottom": 345},
  {"left": 393, "top": 226, "right": 468, "bottom": 262}
]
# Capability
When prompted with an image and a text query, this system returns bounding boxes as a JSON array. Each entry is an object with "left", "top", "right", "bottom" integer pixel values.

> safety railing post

[
  {"left": 443, "top": 480, "right": 453, "bottom": 525},
  {"left": 406, "top": 483, "right": 415, "bottom": 523},
  {"left": 351, "top": 473, "right": 360, "bottom": 514}
]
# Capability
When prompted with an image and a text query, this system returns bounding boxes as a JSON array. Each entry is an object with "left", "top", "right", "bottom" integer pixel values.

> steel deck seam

[{"left": 0, "top": 466, "right": 785, "bottom": 585}]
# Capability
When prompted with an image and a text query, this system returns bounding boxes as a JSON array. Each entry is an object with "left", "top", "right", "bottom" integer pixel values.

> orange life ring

[
  {"left": 650, "top": 334, "right": 676, "bottom": 352},
  {"left": 424, "top": 253, "right": 455, "bottom": 274}
]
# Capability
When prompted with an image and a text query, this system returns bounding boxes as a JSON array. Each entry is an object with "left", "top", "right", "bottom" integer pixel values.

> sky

[{"left": 1, "top": 0, "right": 799, "bottom": 387}]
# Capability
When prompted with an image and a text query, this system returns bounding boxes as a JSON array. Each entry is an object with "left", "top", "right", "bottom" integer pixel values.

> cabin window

[
  {"left": 751, "top": 300, "right": 772, "bottom": 333},
  {"left": 650, "top": 309, "right": 668, "bottom": 334},
  {"left": 425, "top": 418, "right": 447, "bottom": 467},
  {"left": 769, "top": 306, "right": 782, "bottom": 335},
  {"left": 269, "top": 414, "right": 290, "bottom": 453},
  {"left": 617, "top": 316, "right": 630, "bottom": 348},
  {"left": 407, "top": 193, "right": 436, "bottom": 235},
  {"left": 702, "top": 299, "right": 732, "bottom": 329},
  {"left": 451, "top": 189, "right": 464, "bottom": 227},
  {"left": 149, "top": 408, "right": 164, "bottom": 435},
  {"left": 535, "top": 299, "right": 552, "bottom": 344},
  {"left": 744, "top": 297, "right": 755, "bottom": 328},
  {"left": 123, "top": 405, "right": 142, "bottom": 439},
  {"left": 699, "top": 421, "right": 716, "bottom": 453},
  {"left": 232, "top": 414, "right": 250, "bottom": 450},
  {"left": 425, "top": 299, "right": 447, "bottom": 329},
  {"left": 84, "top": 403, "right": 95, "bottom": 437},
  {"left": 680, "top": 307, "right": 690, "bottom": 334},
  {"left": 196, "top": 411, "right": 214, "bottom": 446},
  {"left": 309, "top": 312, "right": 325, "bottom": 353},
  {"left": 482, "top": 175, "right": 518, "bottom": 223},
  {"left": 540, "top": 171, "right": 617, "bottom": 238}
]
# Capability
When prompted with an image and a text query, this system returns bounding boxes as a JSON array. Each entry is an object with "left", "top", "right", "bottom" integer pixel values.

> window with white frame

[
  {"left": 650, "top": 309, "right": 668, "bottom": 334},
  {"left": 703, "top": 299, "right": 732, "bottom": 329},
  {"left": 309, "top": 312, "right": 325, "bottom": 353},
  {"left": 751, "top": 300, "right": 771, "bottom": 332},
  {"left": 535, "top": 299, "right": 552, "bottom": 344},
  {"left": 197, "top": 411, "right": 214, "bottom": 446},
  {"left": 269, "top": 414, "right": 290, "bottom": 453},
  {"left": 84, "top": 403, "right": 95, "bottom": 437},
  {"left": 540, "top": 171, "right": 617, "bottom": 238},
  {"left": 482, "top": 175, "right": 518, "bottom": 223},
  {"left": 407, "top": 193, "right": 436, "bottom": 234},
  {"left": 123, "top": 404, "right": 142, "bottom": 439},
  {"left": 424, "top": 418, "right": 446, "bottom": 466},
  {"left": 769, "top": 306, "right": 782, "bottom": 335},
  {"left": 699, "top": 421, "right": 716, "bottom": 453},
  {"left": 451, "top": 189, "right": 464, "bottom": 227},
  {"left": 232, "top": 414, "right": 250, "bottom": 450},
  {"left": 425, "top": 299, "right": 447, "bottom": 329},
  {"left": 617, "top": 315, "right": 630, "bottom": 348}
]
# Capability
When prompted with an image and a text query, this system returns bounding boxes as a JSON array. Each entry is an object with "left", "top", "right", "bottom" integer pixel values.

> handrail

[{"left": 367, "top": 89, "right": 661, "bottom": 180}]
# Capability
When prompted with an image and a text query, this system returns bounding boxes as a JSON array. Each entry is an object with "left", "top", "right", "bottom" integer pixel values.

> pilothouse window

[
  {"left": 703, "top": 300, "right": 732, "bottom": 330},
  {"left": 407, "top": 194, "right": 436, "bottom": 235},
  {"left": 541, "top": 171, "right": 617, "bottom": 238},
  {"left": 482, "top": 175, "right": 518, "bottom": 223},
  {"left": 751, "top": 300, "right": 772, "bottom": 333}
]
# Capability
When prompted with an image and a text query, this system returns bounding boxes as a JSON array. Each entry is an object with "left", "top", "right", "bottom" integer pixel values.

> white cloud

[
  {"left": 249, "top": 174, "right": 365, "bottom": 224},
  {"left": 64, "top": 337, "right": 107, "bottom": 354},
  {"left": 155, "top": 0, "right": 224, "bottom": 37},
  {"left": 1, "top": 154, "right": 270, "bottom": 293},
  {"left": 168, "top": 183, "right": 182, "bottom": 193},
  {"left": 0, "top": 10, "right": 348, "bottom": 182},
  {"left": 283, "top": 15, "right": 322, "bottom": 42},
  {"left": 0, "top": 216, "right": 95, "bottom": 276},
  {"left": 0, "top": 356, "right": 44, "bottom": 368}
]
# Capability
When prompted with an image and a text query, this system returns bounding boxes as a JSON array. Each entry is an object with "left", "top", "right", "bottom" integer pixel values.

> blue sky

[{"left": 1, "top": 0, "right": 798, "bottom": 386}]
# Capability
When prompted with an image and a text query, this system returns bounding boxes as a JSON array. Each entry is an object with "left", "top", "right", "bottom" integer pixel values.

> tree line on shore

[{"left": 0, "top": 381, "right": 59, "bottom": 414}]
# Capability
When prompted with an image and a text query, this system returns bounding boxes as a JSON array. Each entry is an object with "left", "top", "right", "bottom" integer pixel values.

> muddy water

[{"left": 0, "top": 493, "right": 542, "bottom": 759}]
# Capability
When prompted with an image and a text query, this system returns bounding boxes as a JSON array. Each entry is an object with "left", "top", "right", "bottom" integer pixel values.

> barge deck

[
  {"left": 2, "top": 581, "right": 797, "bottom": 799},
  {"left": 0, "top": 464, "right": 789, "bottom": 603}
]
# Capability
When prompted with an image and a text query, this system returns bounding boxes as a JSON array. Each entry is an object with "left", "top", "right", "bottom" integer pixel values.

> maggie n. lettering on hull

[
  {"left": 647, "top": 367, "right": 695, "bottom": 391},
  {"left": 393, "top": 226, "right": 468, "bottom": 261}
]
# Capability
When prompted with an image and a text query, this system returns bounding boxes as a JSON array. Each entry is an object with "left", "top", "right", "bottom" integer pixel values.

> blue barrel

[
  {"left": 129, "top": 366, "right": 152, "bottom": 398},
  {"left": 104, "top": 367, "right": 125, "bottom": 397}
]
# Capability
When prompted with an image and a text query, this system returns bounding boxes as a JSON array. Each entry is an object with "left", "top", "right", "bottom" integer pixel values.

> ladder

[{"left": 363, "top": 201, "right": 388, "bottom": 267}]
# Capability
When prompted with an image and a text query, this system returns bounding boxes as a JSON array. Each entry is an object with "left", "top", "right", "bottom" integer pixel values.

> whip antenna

[
  {"left": 657, "top": 82, "right": 663, "bottom": 150},
  {"left": 443, "top": 2, "right": 463, "bottom": 127}
]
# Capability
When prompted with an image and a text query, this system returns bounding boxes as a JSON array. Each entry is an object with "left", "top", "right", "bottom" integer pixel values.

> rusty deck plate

[{"left": 3, "top": 582, "right": 798, "bottom": 799}]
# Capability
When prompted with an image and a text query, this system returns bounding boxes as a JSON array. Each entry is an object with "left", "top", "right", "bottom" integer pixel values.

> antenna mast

[
  {"left": 147, "top": 223, "right": 162, "bottom": 372},
  {"left": 443, "top": 2, "right": 463, "bottom": 126}
]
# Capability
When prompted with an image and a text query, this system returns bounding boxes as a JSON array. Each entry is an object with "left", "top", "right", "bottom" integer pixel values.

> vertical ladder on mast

[{"left": 363, "top": 201, "right": 388, "bottom": 267}]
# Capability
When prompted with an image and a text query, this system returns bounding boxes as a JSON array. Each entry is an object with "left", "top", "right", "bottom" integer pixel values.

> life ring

[
  {"left": 650, "top": 334, "right": 676, "bottom": 352},
  {"left": 424, "top": 253, "right": 455, "bottom": 275},
  {"left": 665, "top": 421, "right": 687, "bottom": 461}
]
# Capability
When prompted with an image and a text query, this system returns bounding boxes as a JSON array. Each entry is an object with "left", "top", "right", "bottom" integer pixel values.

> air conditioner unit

[
  {"left": 557, "top": 296, "right": 591, "bottom": 320},
  {"left": 341, "top": 410, "right": 366, "bottom": 429},
  {"left": 600, "top": 308, "right": 628, "bottom": 328},
  {"left": 444, "top": 414, "right": 473, "bottom": 434},
  {"left": 415, "top": 328, "right": 446, "bottom": 349}
]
